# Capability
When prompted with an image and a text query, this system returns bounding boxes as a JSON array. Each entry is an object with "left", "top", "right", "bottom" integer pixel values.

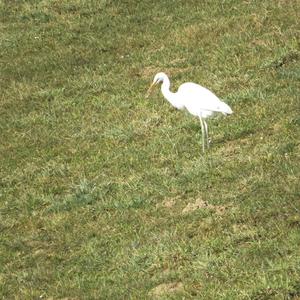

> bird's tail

[{"left": 220, "top": 101, "right": 233, "bottom": 115}]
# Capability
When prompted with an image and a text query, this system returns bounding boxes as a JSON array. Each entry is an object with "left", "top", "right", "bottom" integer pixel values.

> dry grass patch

[
  {"left": 149, "top": 282, "right": 184, "bottom": 298},
  {"left": 156, "top": 196, "right": 181, "bottom": 209},
  {"left": 182, "top": 198, "right": 230, "bottom": 216}
]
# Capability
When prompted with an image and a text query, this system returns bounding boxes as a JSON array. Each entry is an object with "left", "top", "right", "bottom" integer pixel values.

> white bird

[{"left": 146, "top": 72, "right": 233, "bottom": 153}]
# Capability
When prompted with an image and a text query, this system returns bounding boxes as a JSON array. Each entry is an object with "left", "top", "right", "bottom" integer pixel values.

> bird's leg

[
  {"left": 203, "top": 120, "right": 209, "bottom": 148},
  {"left": 199, "top": 116, "right": 205, "bottom": 153}
]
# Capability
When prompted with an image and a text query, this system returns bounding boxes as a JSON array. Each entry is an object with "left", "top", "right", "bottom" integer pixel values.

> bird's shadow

[{"left": 179, "top": 119, "right": 255, "bottom": 147}]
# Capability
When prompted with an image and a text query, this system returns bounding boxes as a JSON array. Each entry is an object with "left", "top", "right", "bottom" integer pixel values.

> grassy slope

[{"left": 1, "top": 0, "right": 299, "bottom": 299}]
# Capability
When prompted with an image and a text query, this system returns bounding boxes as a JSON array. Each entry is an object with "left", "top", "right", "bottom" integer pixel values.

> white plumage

[{"left": 146, "top": 72, "right": 232, "bottom": 153}]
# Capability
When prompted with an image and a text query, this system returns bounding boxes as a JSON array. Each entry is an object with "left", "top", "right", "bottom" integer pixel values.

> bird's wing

[{"left": 178, "top": 83, "right": 230, "bottom": 113}]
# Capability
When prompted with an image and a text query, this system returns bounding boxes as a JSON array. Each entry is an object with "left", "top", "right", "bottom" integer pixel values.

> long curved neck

[
  {"left": 161, "top": 76, "right": 183, "bottom": 110},
  {"left": 161, "top": 76, "right": 174, "bottom": 100}
]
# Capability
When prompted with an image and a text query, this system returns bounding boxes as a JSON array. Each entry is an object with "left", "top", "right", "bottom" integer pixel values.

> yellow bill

[{"left": 146, "top": 82, "right": 156, "bottom": 98}]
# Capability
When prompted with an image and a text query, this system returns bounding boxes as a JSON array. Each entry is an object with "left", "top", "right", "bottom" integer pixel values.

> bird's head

[{"left": 146, "top": 72, "right": 167, "bottom": 98}]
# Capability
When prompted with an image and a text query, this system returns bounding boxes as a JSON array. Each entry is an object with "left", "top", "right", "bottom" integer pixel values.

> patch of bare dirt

[
  {"left": 163, "top": 199, "right": 175, "bottom": 208},
  {"left": 156, "top": 196, "right": 181, "bottom": 209},
  {"left": 149, "top": 282, "right": 184, "bottom": 297},
  {"left": 182, "top": 198, "right": 229, "bottom": 215}
]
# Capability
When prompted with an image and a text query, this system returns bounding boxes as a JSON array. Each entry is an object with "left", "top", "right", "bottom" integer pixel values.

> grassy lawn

[{"left": 1, "top": 0, "right": 299, "bottom": 298}]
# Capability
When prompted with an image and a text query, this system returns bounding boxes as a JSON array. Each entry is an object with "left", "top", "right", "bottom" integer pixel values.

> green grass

[{"left": 1, "top": 0, "right": 299, "bottom": 299}]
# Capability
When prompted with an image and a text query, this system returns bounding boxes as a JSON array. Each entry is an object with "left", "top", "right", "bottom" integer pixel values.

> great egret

[{"left": 146, "top": 72, "right": 233, "bottom": 153}]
